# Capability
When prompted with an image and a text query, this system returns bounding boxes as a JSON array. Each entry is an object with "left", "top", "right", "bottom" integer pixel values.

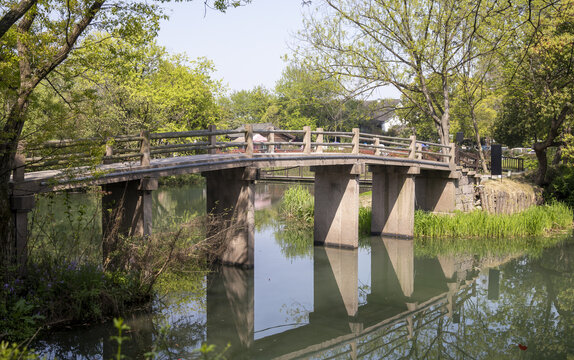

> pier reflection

[{"left": 206, "top": 237, "right": 481, "bottom": 359}]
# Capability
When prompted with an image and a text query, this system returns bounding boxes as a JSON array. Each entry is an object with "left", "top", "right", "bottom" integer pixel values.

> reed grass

[
  {"left": 280, "top": 185, "right": 314, "bottom": 223},
  {"left": 359, "top": 207, "right": 372, "bottom": 236},
  {"left": 414, "top": 201, "right": 573, "bottom": 239}
]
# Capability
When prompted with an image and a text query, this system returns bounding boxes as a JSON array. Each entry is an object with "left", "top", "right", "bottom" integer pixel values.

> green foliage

[
  {"left": 545, "top": 165, "right": 574, "bottom": 208},
  {"left": 219, "top": 86, "right": 276, "bottom": 129},
  {"left": 158, "top": 173, "right": 206, "bottom": 186},
  {"left": 279, "top": 185, "right": 314, "bottom": 223},
  {"left": 193, "top": 342, "right": 231, "bottom": 360},
  {"left": 111, "top": 318, "right": 131, "bottom": 360},
  {"left": 24, "top": 35, "right": 224, "bottom": 139},
  {"left": 493, "top": 0, "right": 574, "bottom": 183},
  {"left": 29, "top": 191, "right": 101, "bottom": 264},
  {"left": 414, "top": 202, "right": 572, "bottom": 239},
  {"left": 0, "top": 259, "right": 152, "bottom": 343},
  {"left": 358, "top": 207, "right": 372, "bottom": 236},
  {"left": 0, "top": 342, "right": 40, "bottom": 360}
]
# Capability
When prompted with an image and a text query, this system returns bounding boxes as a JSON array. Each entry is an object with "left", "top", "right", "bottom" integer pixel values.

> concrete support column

[
  {"left": 204, "top": 167, "right": 256, "bottom": 267},
  {"left": 102, "top": 178, "right": 157, "bottom": 255},
  {"left": 10, "top": 195, "right": 35, "bottom": 266},
  {"left": 371, "top": 167, "right": 416, "bottom": 238},
  {"left": 313, "top": 165, "right": 361, "bottom": 248},
  {"left": 415, "top": 171, "right": 457, "bottom": 213}
]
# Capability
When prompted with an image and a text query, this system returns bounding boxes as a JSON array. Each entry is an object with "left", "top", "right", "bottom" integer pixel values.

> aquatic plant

[
  {"left": 414, "top": 201, "right": 572, "bottom": 239},
  {"left": 279, "top": 185, "right": 314, "bottom": 223},
  {"left": 359, "top": 207, "right": 372, "bottom": 236}
]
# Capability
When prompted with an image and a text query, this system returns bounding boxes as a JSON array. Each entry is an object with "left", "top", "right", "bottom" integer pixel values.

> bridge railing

[{"left": 16, "top": 125, "right": 454, "bottom": 174}]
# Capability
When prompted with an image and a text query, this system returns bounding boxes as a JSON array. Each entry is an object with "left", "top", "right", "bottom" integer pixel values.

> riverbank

[
  {"left": 0, "top": 212, "right": 221, "bottom": 345},
  {"left": 281, "top": 185, "right": 573, "bottom": 239}
]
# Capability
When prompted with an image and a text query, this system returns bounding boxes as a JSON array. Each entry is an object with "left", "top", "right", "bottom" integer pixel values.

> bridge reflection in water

[
  {"left": 35, "top": 234, "right": 503, "bottom": 359},
  {"left": 206, "top": 237, "right": 480, "bottom": 359}
]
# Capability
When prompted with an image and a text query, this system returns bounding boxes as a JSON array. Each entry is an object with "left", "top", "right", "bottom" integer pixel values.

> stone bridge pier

[
  {"left": 101, "top": 177, "right": 158, "bottom": 260},
  {"left": 204, "top": 167, "right": 257, "bottom": 268},
  {"left": 312, "top": 164, "right": 362, "bottom": 248},
  {"left": 370, "top": 166, "right": 418, "bottom": 237},
  {"left": 415, "top": 170, "right": 457, "bottom": 213}
]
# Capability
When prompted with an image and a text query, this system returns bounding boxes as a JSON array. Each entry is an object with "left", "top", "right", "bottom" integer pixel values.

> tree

[
  {"left": 296, "top": 0, "right": 515, "bottom": 147},
  {"left": 495, "top": 0, "right": 574, "bottom": 185},
  {"left": 219, "top": 86, "right": 276, "bottom": 129},
  {"left": 0, "top": 0, "right": 249, "bottom": 266},
  {"left": 38, "top": 34, "right": 224, "bottom": 137}
]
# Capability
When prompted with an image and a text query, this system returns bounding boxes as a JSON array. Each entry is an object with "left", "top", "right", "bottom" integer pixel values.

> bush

[
  {"left": 544, "top": 165, "right": 574, "bottom": 209},
  {"left": 0, "top": 260, "right": 149, "bottom": 343}
]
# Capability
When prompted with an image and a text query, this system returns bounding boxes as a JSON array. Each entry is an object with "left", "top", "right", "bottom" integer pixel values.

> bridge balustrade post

[
  {"left": 374, "top": 137, "right": 381, "bottom": 156},
  {"left": 140, "top": 130, "right": 150, "bottom": 166},
  {"left": 416, "top": 143, "right": 423, "bottom": 160},
  {"left": 208, "top": 124, "right": 217, "bottom": 155},
  {"left": 245, "top": 124, "right": 253, "bottom": 157},
  {"left": 303, "top": 126, "right": 311, "bottom": 154},
  {"left": 269, "top": 132, "right": 275, "bottom": 153},
  {"left": 315, "top": 128, "right": 324, "bottom": 153},
  {"left": 10, "top": 141, "right": 35, "bottom": 267},
  {"left": 352, "top": 128, "right": 360, "bottom": 154},
  {"left": 409, "top": 135, "right": 416, "bottom": 159},
  {"left": 449, "top": 142, "right": 456, "bottom": 169},
  {"left": 104, "top": 141, "right": 114, "bottom": 164}
]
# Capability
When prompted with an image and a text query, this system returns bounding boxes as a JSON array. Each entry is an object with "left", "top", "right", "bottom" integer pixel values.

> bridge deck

[{"left": 12, "top": 152, "right": 451, "bottom": 194}]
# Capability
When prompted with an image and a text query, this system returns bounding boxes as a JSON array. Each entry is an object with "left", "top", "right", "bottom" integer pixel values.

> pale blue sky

[
  {"left": 157, "top": 1, "right": 400, "bottom": 98},
  {"left": 158, "top": 1, "right": 305, "bottom": 93}
]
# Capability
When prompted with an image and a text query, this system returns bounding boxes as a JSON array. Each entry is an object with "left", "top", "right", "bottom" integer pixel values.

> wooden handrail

[{"left": 15, "top": 126, "right": 452, "bottom": 173}]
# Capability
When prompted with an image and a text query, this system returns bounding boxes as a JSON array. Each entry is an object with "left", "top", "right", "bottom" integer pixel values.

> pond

[{"left": 31, "top": 183, "right": 574, "bottom": 359}]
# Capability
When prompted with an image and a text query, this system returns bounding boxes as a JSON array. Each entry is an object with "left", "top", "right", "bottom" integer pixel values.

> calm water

[{"left": 32, "top": 183, "right": 574, "bottom": 359}]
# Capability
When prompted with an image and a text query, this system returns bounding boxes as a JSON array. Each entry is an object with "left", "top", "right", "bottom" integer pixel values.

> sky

[
  {"left": 157, "top": 1, "right": 306, "bottom": 94},
  {"left": 157, "top": 1, "right": 400, "bottom": 98}
]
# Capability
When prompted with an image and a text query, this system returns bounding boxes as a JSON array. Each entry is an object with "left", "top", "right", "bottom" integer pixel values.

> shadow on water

[{"left": 32, "top": 183, "right": 574, "bottom": 359}]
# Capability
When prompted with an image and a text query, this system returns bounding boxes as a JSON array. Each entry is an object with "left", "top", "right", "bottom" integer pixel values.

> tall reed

[
  {"left": 414, "top": 202, "right": 573, "bottom": 239},
  {"left": 280, "top": 185, "right": 314, "bottom": 223}
]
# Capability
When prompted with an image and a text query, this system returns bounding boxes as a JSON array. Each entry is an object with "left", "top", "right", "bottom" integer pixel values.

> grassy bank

[
  {"left": 280, "top": 186, "right": 572, "bottom": 239},
  {"left": 414, "top": 202, "right": 572, "bottom": 238}
]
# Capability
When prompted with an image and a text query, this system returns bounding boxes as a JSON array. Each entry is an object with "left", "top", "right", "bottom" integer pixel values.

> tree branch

[{"left": 0, "top": 0, "right": 37, "bottom": 40}]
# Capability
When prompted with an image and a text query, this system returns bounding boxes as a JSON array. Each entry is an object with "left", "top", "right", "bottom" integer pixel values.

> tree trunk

[
  {"left": 0, "top": 180, "right": 14, "bottom": 269},
  {"left": 470, "top": 108, "right": 489, "bottom": 173},
  {"left": 0, "top": 96, "right": 29, "bottom": 267},
  {"left": 533, "top": 142, "right": 548, "bottom": 186},
  {"left": 552, "top": 146, "right": 562, "bottom": 166}
]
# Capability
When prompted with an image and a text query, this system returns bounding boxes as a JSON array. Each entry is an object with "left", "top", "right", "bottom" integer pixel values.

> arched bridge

[{"left": 9, "top": 125, "right": 457, "bottom": 266}]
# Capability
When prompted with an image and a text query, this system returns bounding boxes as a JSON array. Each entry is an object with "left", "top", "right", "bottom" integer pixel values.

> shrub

[{"left": 544, "top": 165, "right": 574, "bottom": 209}]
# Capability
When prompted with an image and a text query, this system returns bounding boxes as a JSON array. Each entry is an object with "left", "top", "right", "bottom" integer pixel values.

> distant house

[
  {"left": 358, "top": 99, "right": 402, "bottom": 134},
  {"left": 227, "top": 123, "right": 296, "bottom": 144}
]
